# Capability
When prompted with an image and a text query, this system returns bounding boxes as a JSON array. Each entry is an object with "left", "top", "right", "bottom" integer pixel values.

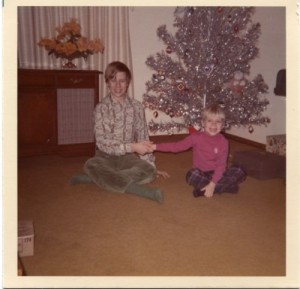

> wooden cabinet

[
  {"left": 18, "top": 69, "right": 102, "bottom": 157},
  {"left": 18, "top": 86, "right": 57, "bottom": 155}
]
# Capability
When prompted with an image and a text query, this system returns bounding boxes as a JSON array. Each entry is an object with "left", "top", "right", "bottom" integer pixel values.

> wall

[{"left": 129, "top": 7, "right": 286, "bottom": 144}]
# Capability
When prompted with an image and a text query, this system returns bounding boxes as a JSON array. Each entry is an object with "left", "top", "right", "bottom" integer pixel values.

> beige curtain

[{"left": 18, "top": 6, "right": 134, "bottom": 97}]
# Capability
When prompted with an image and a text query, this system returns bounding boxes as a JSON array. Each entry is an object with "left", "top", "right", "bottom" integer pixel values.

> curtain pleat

[{"left": 17, "top": 6, "right": 134, "bottom": 99}]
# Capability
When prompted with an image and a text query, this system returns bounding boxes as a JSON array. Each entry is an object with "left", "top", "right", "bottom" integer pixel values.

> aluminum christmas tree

[{"left": 143, "top": 7, "right": 270, "bottom": 134}]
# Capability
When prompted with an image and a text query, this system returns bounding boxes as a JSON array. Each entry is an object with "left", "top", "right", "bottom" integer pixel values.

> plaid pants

[{"left": 186, "top": 166, "right": 246, "bottom": 194}]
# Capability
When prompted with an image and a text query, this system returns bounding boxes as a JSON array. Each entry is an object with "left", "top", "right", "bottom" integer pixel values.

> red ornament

[
  {"left": 166, "top": 46, "right": 172, "bottom": 54},
  {"left": 157, "top": 70, "right": 165, "bottom": 80},
  {"left": 153, "top": 111, "right": 158, "bottom": 118},
  {"left": 217, "top": 7, "right": 224, "bottom": 13},
  {"left": 230, "top": 71, "right": 247, "bottom": 93},
  {"left": 188, "top": 126, "right": 197, "bottom": 134}
]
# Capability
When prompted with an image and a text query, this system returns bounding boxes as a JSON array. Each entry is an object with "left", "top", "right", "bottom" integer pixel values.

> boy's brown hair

[{"left": 104, "top": 61, "right": 132, "bottom": 83}]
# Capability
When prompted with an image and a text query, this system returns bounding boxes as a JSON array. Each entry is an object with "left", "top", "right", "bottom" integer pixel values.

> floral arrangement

[{"left": 38, "top": 18, "right": 104, "bottom": 68}]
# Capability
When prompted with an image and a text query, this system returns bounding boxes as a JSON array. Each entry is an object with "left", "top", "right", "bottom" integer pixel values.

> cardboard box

[{"left": 18, "top": 220, "right": 34, "bottom": 257}]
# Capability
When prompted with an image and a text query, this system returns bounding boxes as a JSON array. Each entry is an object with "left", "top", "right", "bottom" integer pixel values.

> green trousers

[{"left": 83, "top": 150, "right": 156, "bottom": 194}]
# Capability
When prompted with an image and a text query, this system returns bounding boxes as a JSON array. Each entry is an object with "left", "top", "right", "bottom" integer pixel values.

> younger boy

[{"left": 152, "top": 104, "right": 246, "bottom": 198}]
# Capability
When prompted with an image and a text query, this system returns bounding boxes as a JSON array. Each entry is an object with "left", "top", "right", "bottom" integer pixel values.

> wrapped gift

[
  {"left": 233, "top": 150, "right": 285, "bottom": 180},
  {"left": 266, "top": 134, "right": 286, "bottom": 156}
]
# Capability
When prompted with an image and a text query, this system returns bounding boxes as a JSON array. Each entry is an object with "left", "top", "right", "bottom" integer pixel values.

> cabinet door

[{"left": 18, "top": 86, "right": 57, "bottom": 156}]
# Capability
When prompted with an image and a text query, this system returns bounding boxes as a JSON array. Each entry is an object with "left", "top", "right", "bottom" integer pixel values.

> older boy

[{"left": 71, "top": 61, "right": 169, "bottom": 203}]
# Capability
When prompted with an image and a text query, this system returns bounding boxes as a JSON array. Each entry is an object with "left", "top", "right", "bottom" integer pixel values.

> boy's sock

[
  {"left": 192, "top": 188, "right": 205, "bottom": 198},
  {"left": 125, "top": 183, "right": 164, "bottom": 204},
  {"left": 70, "top": 173, "right": 93, "bottom": 185}
]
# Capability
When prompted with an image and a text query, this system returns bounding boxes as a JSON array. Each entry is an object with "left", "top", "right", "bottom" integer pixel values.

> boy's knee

[
  {"left": 185, "top": 169, "right": 193, "bottom": 183},
  {"left": 84, "top": 157, "right": 100, "bottom": 168},
  {"left": 147, "top": 166, "right": 157, "bottom": 182},
  {"left": 186, "top": 168, "right": 200, "bottom": 184},
  {"left": 83, "top": 158, "right": 102, "bottom": 175},
  {"left": 237, "top": 167, "right": 247, "bottom": 182},
  {"left": 230, "top": 165, "right": 247, "bottom": 182}
]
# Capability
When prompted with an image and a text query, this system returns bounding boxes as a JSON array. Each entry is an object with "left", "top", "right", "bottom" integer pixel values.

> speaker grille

[{"left": 57, "top": 88, "right": 94, "bottom": 144}]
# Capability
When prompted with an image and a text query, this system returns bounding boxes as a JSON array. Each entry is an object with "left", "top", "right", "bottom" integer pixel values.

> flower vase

[{"left": 62, "top": 58, "right": 77, "bottom": 69}]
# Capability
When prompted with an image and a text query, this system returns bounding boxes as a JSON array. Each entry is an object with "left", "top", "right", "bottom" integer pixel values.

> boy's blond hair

[{"left": 202, "top": 104, "right": 225, "bottom": 123}]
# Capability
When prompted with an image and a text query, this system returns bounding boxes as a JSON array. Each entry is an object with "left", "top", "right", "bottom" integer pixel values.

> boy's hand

[
  {"left": 156, "top": 170, "right": 170, "bottom": 179},
  {"left": 151, "top": 143, "right": 157, "bottom": 151},
  {"left": 203, "top": 182, "right": 216, "bottom": 198},
  {"left": 131, "top": 141, "right": 153, "bottom": 155}
]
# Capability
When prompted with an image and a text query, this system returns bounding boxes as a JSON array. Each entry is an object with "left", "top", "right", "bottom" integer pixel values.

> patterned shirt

[{"left": 94, "top": 94, "right": 155, "bottom": 166}]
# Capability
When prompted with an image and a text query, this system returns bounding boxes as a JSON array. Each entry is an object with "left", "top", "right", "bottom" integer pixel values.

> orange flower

[
  {"left": 91, "top": 39, "right": 105, "bottom": 53},
  {"left": 76, "top": 37, "right": 89, "bottom": 52},
  {"left": 38, "top": 18, "right": 104, "bottom": 60},
  {"left": 37, "top": 38, "right": 57, "bottom": 51}
]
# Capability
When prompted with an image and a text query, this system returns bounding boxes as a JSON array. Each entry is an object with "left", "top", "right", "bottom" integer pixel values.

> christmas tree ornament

[
  {"left": 158, "top": 69, "right": 165, "bottom": 76},
  {"left": 218, "top": 101, "right": 225, "bottom": 108},
  {"left": 203, "top": 64, "right": 214, "bottom": 75},
  {"left": 157, "top": 70, "right": 166, "bottom": 80},
  {"left": 217, "top": 7, "right": 224, "bottom": 13},
  {"left": 213, "top": 57, "right": 219, "bottom": 65},
  {"left": 248, "top": 125, "right": 254, "bottom": 133},
  {"left": 153, "top": 111, "right": 159, "bottom": 118},
  {"left": 230, "top": 71, "right": 247, "bottom": 93},
  {"left": 177, "top": 82, "right": 185, "bottom": 91},
  {"left": 152, "top": 74, "right": 158, "bottom": 82},
  {"left": 184, "top": 49, "right": 190, "bottom": 57},
  {"left": 166, "top": 46, "right": 173, "bottom": 54},
  {"left": 187, "top": 7, "right": 194, "bottom": 16}
]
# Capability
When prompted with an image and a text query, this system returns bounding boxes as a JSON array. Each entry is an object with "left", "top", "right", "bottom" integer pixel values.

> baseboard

[
  {"left": 224, "top": 133, "right": 266, "bottom": 150},
  {"left": 150, "top": 133, "right": 266, "bottom": 150},
  {"left": 149, "top": 134, "right": 187, "bottom": 143}
]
